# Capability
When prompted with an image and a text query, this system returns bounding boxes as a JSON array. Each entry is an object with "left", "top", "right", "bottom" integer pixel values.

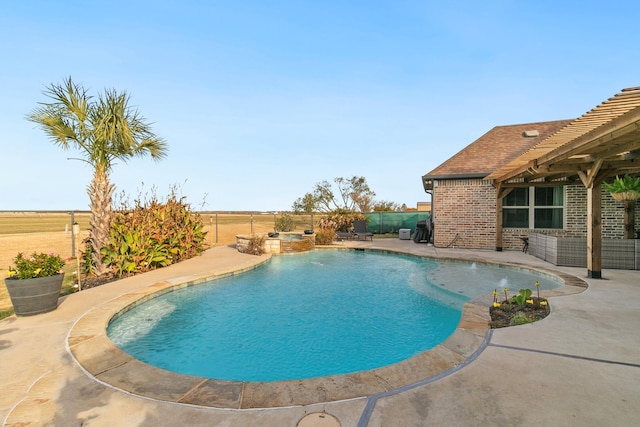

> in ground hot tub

[{"left": 236, "top": 232, "right": 315, "bottom": 254}]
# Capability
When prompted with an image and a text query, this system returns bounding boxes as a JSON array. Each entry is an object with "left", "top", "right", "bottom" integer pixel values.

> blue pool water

[{"left": 107, "top": 250, "right": 560, "bottom": 382}]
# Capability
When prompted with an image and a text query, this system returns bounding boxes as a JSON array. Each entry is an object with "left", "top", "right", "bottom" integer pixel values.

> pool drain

[{"left": 297, "top": 412, "right": 341, "bottom": 427}]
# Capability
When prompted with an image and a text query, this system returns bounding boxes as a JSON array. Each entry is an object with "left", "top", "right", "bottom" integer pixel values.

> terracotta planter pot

[{"left": 4, "top": 273, "right": 64, "bottom": 316}]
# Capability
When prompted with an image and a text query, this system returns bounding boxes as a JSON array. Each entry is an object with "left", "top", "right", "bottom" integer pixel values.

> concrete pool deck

[{"left": 2, "top": 240, "right": 640, "bottom": 426}]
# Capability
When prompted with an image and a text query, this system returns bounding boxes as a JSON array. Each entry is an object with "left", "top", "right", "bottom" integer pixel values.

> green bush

[
  {"left": 101, "top": 191, "right": 207, "bottom": 277},
  {"left": 274, "top": 213, "right": 295, "bottom": 232},
  {"left": 81, "top": 241, "right": 95, "bottom": 276}
]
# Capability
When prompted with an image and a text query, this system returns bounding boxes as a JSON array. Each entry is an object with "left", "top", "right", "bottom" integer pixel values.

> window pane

[
  {"left": 504, "top": 188, "right": 528, "bottom": 206},
  {"left": 534, "top": 208, "right": 563, "bottom": 229},
  {"left": 504, "top": 208, "right": 529, "bottom": 228},
  {"left": 535, "top": 187, "right": 563, "bottom": 206}
]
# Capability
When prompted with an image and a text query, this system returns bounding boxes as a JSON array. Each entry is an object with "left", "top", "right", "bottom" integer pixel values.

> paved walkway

[{"left": 2, "top": 240, "right": 640, "bottom": 426}]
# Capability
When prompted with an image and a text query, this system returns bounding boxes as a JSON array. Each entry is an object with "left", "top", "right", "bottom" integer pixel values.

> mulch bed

[
  {"left": 79, "top": 272, "right": 119, "bottom": 290},
  {"left": 489, "top": 297, "right": 550, "bottom": 328}
]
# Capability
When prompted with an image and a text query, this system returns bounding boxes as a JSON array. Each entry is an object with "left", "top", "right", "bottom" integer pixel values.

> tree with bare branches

[{"left": 292, "top": 176, "right": 377, "bottom": 213}]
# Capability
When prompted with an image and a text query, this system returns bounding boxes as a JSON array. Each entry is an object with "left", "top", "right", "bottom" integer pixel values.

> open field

[{"left": 0, "top": 212, "right": 315, "bottom": 312}]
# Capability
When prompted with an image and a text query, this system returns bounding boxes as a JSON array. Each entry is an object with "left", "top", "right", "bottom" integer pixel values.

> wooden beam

[
  {"left": 580, "top": 138, "right": 640, "bottom": 161},
  {"left": 536, "top": 115, "right": 640, "bottom": 167},
  {"left": 490, "top": 115, "right": 640, "bottom": 184},
  {"left": 577, "top": 159, "right": 604, "bottom": 188},
  {"left": 497, "top": 186, "right": 513, "bottom": 199},
  {"left": 500, "top": 179, "right": 581, "bottom": 188}
]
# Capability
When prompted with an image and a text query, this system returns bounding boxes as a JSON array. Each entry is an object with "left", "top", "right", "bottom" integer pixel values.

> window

[
  {"left": 503, "top": 186, "right": 564, "bottom": 229},
  {"left": 503, "top": 188, "right": 529, "bottom": 228}
]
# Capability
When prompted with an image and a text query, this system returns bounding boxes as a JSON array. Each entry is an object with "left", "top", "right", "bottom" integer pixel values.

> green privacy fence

[{"left": 364, "top": 212, "right": 431, "bottom": 234}]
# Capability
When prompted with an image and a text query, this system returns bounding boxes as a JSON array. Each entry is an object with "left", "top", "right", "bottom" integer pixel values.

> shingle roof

[
  {"left": 423, "top": 119, "right": 573, "bottom": 179},
  {"left": 486, "top": 87, "right": 640, "bottom": 183}
]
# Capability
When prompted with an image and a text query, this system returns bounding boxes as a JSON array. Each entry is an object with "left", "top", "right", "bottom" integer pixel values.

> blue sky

[{"left": 1, "top": 1, "right": 639, "bottom": 212}]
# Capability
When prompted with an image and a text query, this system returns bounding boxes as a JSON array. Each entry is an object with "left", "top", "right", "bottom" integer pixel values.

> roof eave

[{"left": 422, "top": 173, "right": 489, "bottom": 180}]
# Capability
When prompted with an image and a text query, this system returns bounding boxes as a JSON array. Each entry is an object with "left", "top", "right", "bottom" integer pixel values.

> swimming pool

[{"left": 107, "top": 250, "right": 561, "bottom": 382}]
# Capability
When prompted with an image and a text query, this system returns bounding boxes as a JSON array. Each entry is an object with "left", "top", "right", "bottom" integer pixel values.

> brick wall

[
  {"left": 602, "top": 191, "right": 640, "bottom": 238},
  {"left": 565, "top": 185, "right": 587, "bottom": 236},
  {"left": 563, "top": 185, "right": 640, "bottom": 239},
  {"left": 432, "top": 179, "right": 497, "bottom": 249},
  {"left": 432, "top": 181, "right": 640, "bottom": 250}
]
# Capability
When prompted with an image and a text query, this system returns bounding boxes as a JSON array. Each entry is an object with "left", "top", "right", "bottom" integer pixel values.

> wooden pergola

[{"left": 486, "top": 87, "right": 640, "bottom": 278}]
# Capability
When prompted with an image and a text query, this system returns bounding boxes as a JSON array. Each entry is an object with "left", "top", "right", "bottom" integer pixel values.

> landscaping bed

[{"left": 489, "top": 296, "right": 550, "bottom": 328}]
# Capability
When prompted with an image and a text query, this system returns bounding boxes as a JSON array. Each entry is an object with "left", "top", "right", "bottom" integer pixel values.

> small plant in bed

[{"left": 489, "top": 285, "right": 550, "bottom": 328}]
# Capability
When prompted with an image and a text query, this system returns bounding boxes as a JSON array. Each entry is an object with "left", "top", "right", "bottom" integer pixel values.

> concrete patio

[{"left": 2, "top": 239, "right": 639, "bottom": 426}]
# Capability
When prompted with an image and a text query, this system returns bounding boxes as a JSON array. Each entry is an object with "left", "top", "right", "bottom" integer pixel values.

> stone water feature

[{"left": 236, "top": 232, "right": 315, "bottom": 254}]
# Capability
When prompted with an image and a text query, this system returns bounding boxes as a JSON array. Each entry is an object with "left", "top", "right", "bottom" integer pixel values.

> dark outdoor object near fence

[{"left": 413, "top": 219, "right": 432, "bottom": 243}]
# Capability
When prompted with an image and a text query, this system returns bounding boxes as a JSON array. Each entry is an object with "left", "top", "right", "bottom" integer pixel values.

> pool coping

[{"left": 66, "top": 248, "right": 588, "bottom": 409}]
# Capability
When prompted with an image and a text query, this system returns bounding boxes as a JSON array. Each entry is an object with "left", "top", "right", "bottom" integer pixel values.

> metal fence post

[{"left": 69, "top": 211, "right": 75, "bottom": 256}]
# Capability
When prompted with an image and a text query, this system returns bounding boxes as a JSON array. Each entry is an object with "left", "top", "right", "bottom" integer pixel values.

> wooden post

[
  {"left": 495, "top": 188, "right": 503, "bottom": 252},
  {"left": 210, "top": 216, "right": 214, "bottom": 246},
  {"left": 587, "top": 183, "right": 602, "bottom": 278},
  {"left": 623, "top": 200, "right": 635, "bottom": 239},
  {"left": 495, "top": 184, "right": 512, "bottom": 252}
]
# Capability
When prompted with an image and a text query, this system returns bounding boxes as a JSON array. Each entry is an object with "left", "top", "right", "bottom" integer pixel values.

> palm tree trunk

[{"left": 87, "top": 166, "right": 114, "bottom": 276}]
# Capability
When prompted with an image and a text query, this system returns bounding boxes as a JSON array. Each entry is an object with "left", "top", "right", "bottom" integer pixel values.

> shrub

[
  {"left": 314, "top": 210, "right": 367, "bottom": 244},
  {"left": 274, "top": 214, "right": 295, "bottom": 232},
  {"left": 80, "top": 241, "right": 96, "bottom": 276},
  {"left": 101, "top": 190, "right": 207, "bottom": 277},
  {"left": 322, "top": 211, "right": 366, "bottom": 232},
  {"left": 242, "top": 235, "right": 266, "bottom": 255},
  {"left": 314, "top": 215, "right": 337, "bottom": 244},
  {"left": 7, "top": 252, "right": 66, "bottom": 279},
  {"left": 315, "top": 228, "right": 336, "bottom": 245}
]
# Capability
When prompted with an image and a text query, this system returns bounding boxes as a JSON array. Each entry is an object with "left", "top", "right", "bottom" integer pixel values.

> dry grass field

[{"left": 0, "top": 212, "right": 314, "bottom": 312}]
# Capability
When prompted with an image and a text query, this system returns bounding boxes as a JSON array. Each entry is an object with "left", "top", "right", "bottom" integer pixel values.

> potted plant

[
  {"left": 603, "top": 175, "right": 640, "bottom": 239},
  {"left": 603, "top": 174, "right": 640, "bottom": 202},
  {"left": 4, "top": 252, "right": 66, "bottom": 316}
]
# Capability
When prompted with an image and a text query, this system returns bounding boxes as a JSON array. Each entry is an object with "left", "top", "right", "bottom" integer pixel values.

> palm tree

[{"left": 27, "top": 77, "right": 168, "bottom": 276}]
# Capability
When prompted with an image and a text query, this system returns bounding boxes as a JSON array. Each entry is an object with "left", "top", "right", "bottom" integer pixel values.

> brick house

[{"left": 422, "top": 119, "right": 640, "bottom": 251}]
